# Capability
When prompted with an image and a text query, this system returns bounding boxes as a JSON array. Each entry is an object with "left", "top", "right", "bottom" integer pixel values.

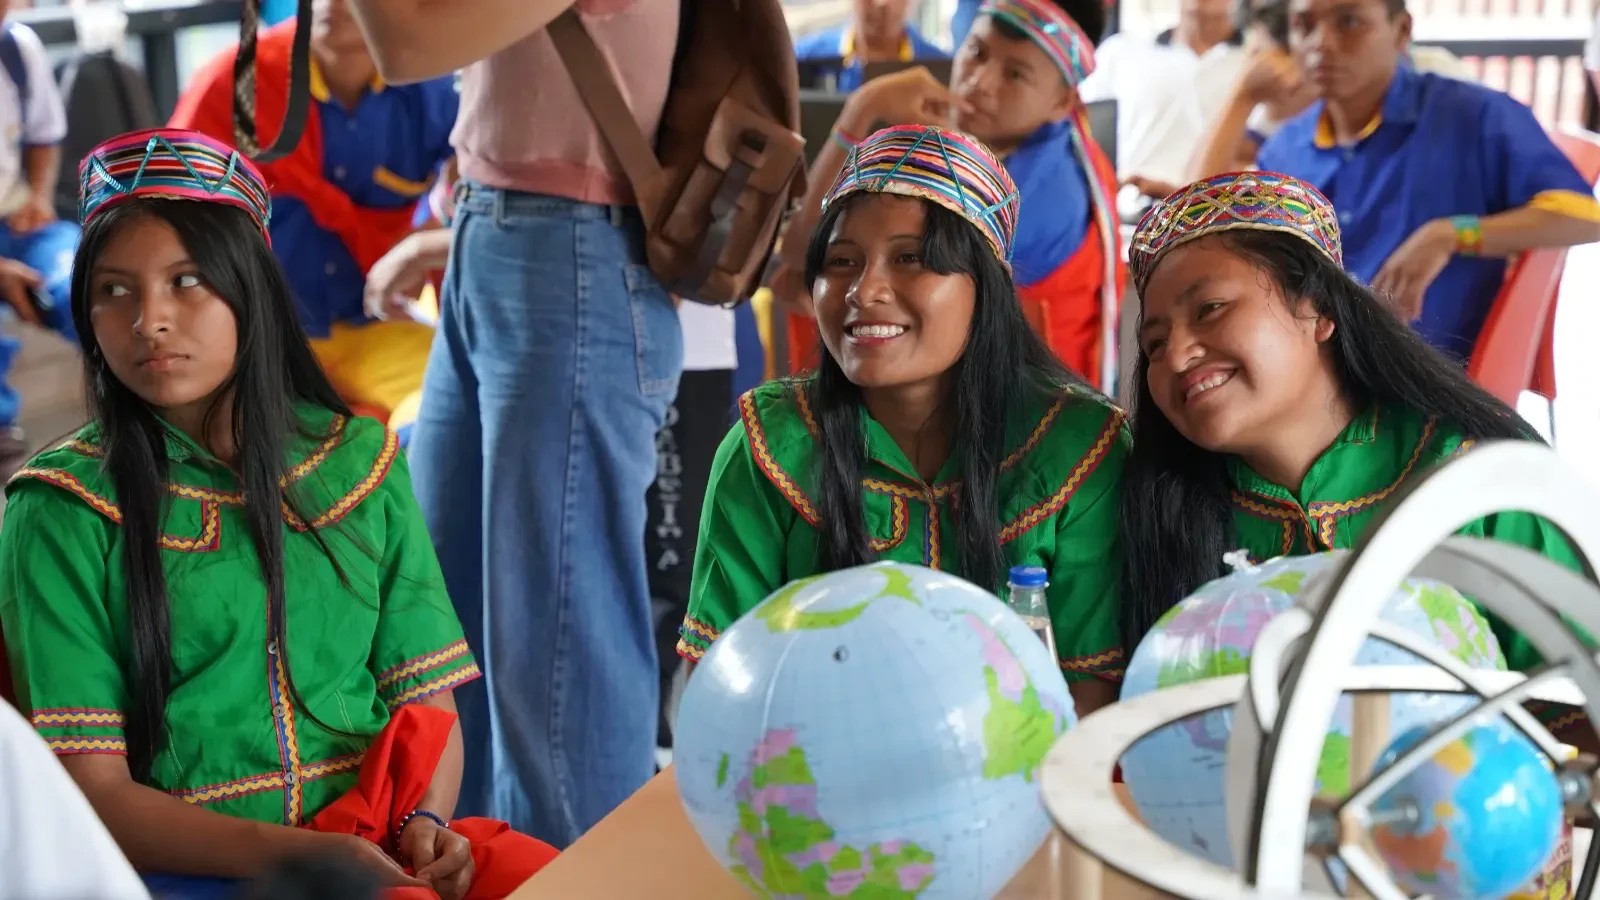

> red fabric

[
  {"left": 1016, "top": 136, "right": 1125, "bottom": 382},
  {"left": 167, "top": 22, "right": 417, "bottom": 275},
  {"left": 305, "top": 704, "right": 559, "bottom": 899}
]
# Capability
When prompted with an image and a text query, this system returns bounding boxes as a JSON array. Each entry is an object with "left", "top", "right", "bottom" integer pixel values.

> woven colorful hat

[
  {"left": 978, "top": 0, "right": 1096, "bottom": 87},
  {"left": 1128, "top": 171, "right": 1343, "bottom": 294},
  {"left": 823, "top": 125, "right": 1021, "bottom": 265},
  {"left": 79, "top": 128, "right": 272, "bottom": 238}
]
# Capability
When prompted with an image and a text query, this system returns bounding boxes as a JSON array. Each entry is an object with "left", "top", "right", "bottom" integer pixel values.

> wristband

[
  {"left": 830, "top": 128, "right": 863, "bottom": 153},
  {"left": 1450, "top": 215, "right": 1483, "bottom": 256},
  {"left": 396, "top": 809, "right": 449, "bottom": 841}
]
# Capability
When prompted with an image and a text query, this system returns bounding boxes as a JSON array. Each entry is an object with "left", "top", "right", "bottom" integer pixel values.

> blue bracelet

[{"left": 396, "top": 808, "right": 449, "bottom": 841}]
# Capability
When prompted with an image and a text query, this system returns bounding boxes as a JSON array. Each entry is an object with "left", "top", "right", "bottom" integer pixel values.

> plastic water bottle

[{"left": 1007, "top": 565, "right": 1057, "bottom": 661}]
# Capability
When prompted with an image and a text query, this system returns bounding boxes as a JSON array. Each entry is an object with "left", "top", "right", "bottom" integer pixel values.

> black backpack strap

[{"left": 231, "top": 0, "right": 314, "bottom": 163}]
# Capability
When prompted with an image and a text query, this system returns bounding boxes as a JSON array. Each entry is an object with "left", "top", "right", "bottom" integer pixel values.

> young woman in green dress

[
  {"left": 1119, "top": 170, "right": 1588, "bottom": 734},
  {"left": 678, "top": 124, "right": 1129, "bottom": 716},
  {"left": 0, "top": 129, "right": 553, "bottom": 899}
]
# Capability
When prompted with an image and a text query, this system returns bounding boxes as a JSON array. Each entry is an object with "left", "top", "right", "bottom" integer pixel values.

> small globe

[
  {"left": 675, "top": 562, "right": 1075, "bottom": 899},
  {"left": 1372, "top": 720, "right": 1564, "bottom": 899},
  {"left": 1118, "top": 552, "right": 1506, "bottom": 869}
]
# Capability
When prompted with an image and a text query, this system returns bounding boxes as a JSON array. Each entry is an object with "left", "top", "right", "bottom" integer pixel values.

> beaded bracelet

[
  {"left": 396, "top": 809, "right": 449, "bottom": 842},
  {"left": 830, "top": 128, "right": 863, "bottom": 153},
  {"left": 1450, "top": 214, "right": 1483, "bottom": 256}
]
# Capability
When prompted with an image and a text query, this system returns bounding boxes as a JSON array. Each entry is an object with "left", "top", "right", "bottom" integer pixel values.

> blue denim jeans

[
  {"left": 0, "top": 219, "right": 78, "bottom": 427},
  {"left": 408, "top": 183, "right": 683, "bottom": 847}
]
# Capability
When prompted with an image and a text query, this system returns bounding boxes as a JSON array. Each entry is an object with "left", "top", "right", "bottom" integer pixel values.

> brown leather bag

[{"left": 548, "top": 2, "right": 805, "bottom": 307}]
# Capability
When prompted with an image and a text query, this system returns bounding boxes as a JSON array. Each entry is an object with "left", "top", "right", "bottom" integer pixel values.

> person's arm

[
  {"left": 21, "top": 145, "right": 57, "bottom": 207},
  {"left": 412, "top": 692, "right": 464, "bottom": 819},
  {"left": 346, "top": 0, "right": 572, "bottom": 84},
  {"left": 1188, "top": 49, "right": 1301, "bottom": 181},
  {"left": 13, "top": 25, "right": 66, "bottom": 227},
  {"left": 677, "top": 422, "right": 795, "bottom": 666},
  {"left": 59, "top": 755, "right": 335, "bottom": 877},
  {"left": 1044, "top": 410, "right": 1131, "bottom": 718},
  {"left": 1373, "top": 90, "right": 1600, "bottom": 316},
  {"left": 1480, "top": 89, "right": 1600, "bottom": 252},
  {"left": 1189, "top": 86, "right": 1262, "bottom": 181},
  {"left": 0, "top": 485, "right": 335, "bottom": 877},
  {"left": 771, "top": 67, "right": 955, "bottom": 312}
]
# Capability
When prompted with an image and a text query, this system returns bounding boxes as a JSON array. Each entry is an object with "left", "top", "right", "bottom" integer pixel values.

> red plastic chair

[
  {"left": 1467, "top": 248, "right": 1568, "bottom": 406},
  {"left": 1467, "top": 126, "right": 1600, "bottom": 406}
]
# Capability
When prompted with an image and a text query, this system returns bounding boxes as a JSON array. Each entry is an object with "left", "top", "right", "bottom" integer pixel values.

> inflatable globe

[
  {"left": 1371, "top": 720, "right": 1563, "bottom": 899},
  {"left": 675, "top": 562, "right": 1075, "bottom": 899},
  {"left": 1119, "top": 552, "right": 1507, "bottom": 869}
]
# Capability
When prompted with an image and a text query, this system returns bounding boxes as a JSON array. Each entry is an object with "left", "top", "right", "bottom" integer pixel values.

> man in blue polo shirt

[
  {"left": 1221, "top": 0, "right": 1600, "bottom": 362},
  {"left": 795, "top": 0, "right": 948, "bottom": 92}
]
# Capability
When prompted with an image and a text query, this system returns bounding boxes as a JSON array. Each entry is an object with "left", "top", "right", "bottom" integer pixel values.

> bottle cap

[{"left": 1008, "top": 565, "right": 1047, "bottom": 588}]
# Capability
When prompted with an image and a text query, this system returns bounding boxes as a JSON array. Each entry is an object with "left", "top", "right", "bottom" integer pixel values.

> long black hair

[
  {"left": 1117, "top": 231, "right": 1539, "bottom": 653},
  {"left": 69, "top": 199, "right": 353, "bottom": 779},
  {"left": 801, "top": 196, "right": 1082, "bottom": 594}
]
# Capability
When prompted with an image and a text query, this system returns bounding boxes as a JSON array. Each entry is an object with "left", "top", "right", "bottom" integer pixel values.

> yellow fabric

[
  {"left": 838, "top": 29, "right": 915, "bottom": 66},
  {"left": 389, "top": 389, "right": 424, "bottom": 433},
  {"left": 309, "top": 320, "right": 435, "bottom": 417},
  {"left": 415, "top": 283, "right": 441, "bottom": 323},
  {"left": 750, "top": 287, "right": 775, "bottom": 382},
  {"left": 1526, "top": 189, "right": 1600, "bottom": 223},
  {"left": 308, "top": 58, "right": 385, "bottom": 104},
  {"left": 1313, "top": 110, "right": 1384, "bottom": 149}
]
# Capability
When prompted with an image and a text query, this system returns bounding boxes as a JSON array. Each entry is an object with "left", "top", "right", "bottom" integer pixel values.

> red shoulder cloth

[
  {"left": 168, "top": 23, "right": 419, "bottom": 274},
  {"left": 305, "top": 703, "right": 559, "bottom": 899}
]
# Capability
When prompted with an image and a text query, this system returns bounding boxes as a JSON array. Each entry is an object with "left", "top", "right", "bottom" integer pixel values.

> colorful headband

[
  {"left": 823, "top": 125, "right": 1021, "bottom": 265},
  {"left": 979, "top": 0, "right": 1096, "bottom": 87},
  {"left": 79, "top": 128, "right": 272, "bottom": 237},
  {"left": 1128, "top": 171, "right": 1343, "bottom": 293}
]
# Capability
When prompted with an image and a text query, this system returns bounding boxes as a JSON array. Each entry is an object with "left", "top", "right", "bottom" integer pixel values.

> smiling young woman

[
  {"left": 677, "top": 125, "right": 1129, "bottom": 717},
  {"left": 1117, "top": 171, "right": 1594, "bottom": 739}
]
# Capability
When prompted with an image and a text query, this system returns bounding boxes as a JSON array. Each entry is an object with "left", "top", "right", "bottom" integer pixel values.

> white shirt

[
  {"left": 678, "top": 302, "right": 736, "bottom": 372},
  {"left": 0, "top": 699, "right": 151, "bottom": 899},
  {"left": 1078, "top": 31, "right": 1249, "bottom": 186},
  {"left": 0, "top": 22, "right": 68, "bottom": 210}
]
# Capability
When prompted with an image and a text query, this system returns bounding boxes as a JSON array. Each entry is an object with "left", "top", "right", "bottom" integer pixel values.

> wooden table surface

[{"left": 508, "top": 767, "right": 1168, "bottom": 899}]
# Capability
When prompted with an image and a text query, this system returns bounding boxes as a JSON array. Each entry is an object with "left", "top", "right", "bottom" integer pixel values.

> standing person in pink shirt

[{"left": 345, "top": 1, "right": 682, "bottom": 847}]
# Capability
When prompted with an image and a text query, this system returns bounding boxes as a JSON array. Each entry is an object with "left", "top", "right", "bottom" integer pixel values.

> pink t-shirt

[{"left": 451, "top": 0, "right": 679, "bottom": 206}]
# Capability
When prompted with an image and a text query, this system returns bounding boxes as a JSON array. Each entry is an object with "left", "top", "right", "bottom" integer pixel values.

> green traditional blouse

[
  {"left": 0, "top": 407, "right": 480, "bottom": 826},
  {"left": 677, "top": 379, "right": 1130, "bottom": 683},
  {"left": 1229, "top": 404, "right": 1584, "bottom": 715}
]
